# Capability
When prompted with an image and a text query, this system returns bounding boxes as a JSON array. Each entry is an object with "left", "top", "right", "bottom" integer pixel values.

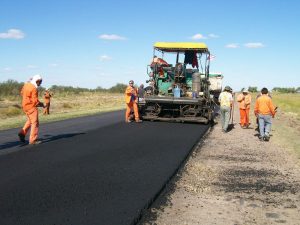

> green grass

[
  {"left": 272, "top": 123, "right": 300, "bottom": 159},
  {"left": 271, "top": 93, "right": 300, "bottom": 159},
  {"left": 248, "top": 93, "right": 300, "bottom": 159},
  {"left": 272, "top": 93, "right": 300, "bottom": 119}
]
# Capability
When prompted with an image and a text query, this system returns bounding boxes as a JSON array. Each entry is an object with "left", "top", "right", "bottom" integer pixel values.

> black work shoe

[
  {"left": 18, "top": 133, "right": 25, "bottom": 143},
  {"left": 263, "top": 135, "right": 270, "bottom": 142},
  {"left": 258, "top": 136, "right": 264, "bottom": 141}
]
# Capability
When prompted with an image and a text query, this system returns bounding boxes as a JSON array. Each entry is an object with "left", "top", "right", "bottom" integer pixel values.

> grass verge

[
  {"left": 272, "top": 93, "right": 300, "bottom": 159},
  {"left": 0, "top": 92, "right": 125, "bottom": 130},
  {"left": 247, "top": 93, "right": 300, "bottom": 159}
]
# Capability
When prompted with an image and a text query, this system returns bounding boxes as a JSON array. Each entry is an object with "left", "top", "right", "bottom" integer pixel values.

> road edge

[{"left": 133, "top": 123, "right": 213, "bottom": 225}]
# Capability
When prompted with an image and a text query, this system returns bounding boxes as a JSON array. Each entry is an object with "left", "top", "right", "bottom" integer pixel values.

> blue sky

[{"left": 0, "top": 0, "right": 299, "bottom": 90}]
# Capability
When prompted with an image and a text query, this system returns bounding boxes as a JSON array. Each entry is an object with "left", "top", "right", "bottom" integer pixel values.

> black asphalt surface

[{"left": 0, "top": 111, "right": 209, "bottom": 225}]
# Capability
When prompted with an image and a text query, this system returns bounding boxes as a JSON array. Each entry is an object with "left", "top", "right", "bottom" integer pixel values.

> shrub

[
  {"left": 108, "top": 83, "right": 127, "bottom": 93},
  {"left": 272, "top": 87, "right": 297, "bottom": 93},
  {"left": 0, "top": 80, "right": 24, "bottom": 97},
  {"left": 248, "top": 86, "right": 258, "bottom": 93},
  {"left": 0, "top": 106, "right": 23, "bottom": 118}
]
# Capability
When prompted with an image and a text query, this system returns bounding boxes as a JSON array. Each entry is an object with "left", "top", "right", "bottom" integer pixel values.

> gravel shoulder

[{"left": 139, "top": 101, "right": 300, "bottom": 225}]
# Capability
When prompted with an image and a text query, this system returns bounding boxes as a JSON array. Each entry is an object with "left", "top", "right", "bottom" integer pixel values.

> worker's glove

[{"left": 37, "top": 102, "right": 44, "bottom": 108}]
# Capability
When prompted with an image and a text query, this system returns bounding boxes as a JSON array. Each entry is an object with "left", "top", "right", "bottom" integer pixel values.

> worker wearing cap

[
  {"left": 218, "top": 86, "right": 233, "bottom": 133},
  {"left": 254, "top": 87, "right": 276, "bottom": 141},
  {"left": 125, "top": 80, "right": 142, "bottom": 123},
  {"left": 237, "top": 88, "right": 252, "bottom": 128},
  {"left": 43, "top": 89, "right": 52, "bottom": 115},
  {"left": 18, "top": 74, "right": 44, "bottom": 144}
]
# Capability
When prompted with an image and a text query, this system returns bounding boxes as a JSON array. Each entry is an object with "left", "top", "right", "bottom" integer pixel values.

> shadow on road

[
  {"left": 0, "top": 132, "right": 85, "bottom": 151},
  {"left": 41, "top": 132, "right": 85, "bottom": 144}
]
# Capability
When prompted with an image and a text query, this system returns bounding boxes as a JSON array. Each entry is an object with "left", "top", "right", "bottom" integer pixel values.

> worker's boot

[
  {"left": 18, "top": 132, "right": 26, "bottom": 143},
  {"left": 30, "top": 140, "right": 42, "bottom": 145},
  {"left": 263, "top": 135, "right": 270, "bottom": 142}
]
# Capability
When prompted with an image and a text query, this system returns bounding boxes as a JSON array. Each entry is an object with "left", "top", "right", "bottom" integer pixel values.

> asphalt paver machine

[{"left": 138, "top": 42, "right": 214, "bottom": 124}]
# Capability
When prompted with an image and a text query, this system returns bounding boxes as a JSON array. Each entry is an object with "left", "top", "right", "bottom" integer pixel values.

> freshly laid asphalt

[{"left": 0, "top": 111, "right": 209, "bottom": 225}]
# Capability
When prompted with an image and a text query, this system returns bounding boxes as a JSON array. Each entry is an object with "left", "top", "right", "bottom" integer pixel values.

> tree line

[
  {"left": 245, "top": 86, "right": 300, "bottom": 93},
  {"left": 0, "top": 80, "right": 128, "bottom": 97}
]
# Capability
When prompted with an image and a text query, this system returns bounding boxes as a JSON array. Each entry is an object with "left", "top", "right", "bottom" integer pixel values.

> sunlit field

[
  {"left": 272, "top": 93, "right": 300, "bottom": 158},
  {"left": 272, "top": 93, "right": 300, "bottom": 119},
  {"left": 0, "top": 92, "right": 125, "bottom": 130}
]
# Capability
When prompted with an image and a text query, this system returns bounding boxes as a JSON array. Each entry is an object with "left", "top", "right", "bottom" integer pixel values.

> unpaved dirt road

[{"left": 140, "top": 102, "right": 300, "bottom": 225}]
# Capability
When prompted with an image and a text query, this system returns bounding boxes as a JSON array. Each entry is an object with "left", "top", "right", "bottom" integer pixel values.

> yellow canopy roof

[{"left": 154, "top": 42, "right": 208, "bottom": 52}]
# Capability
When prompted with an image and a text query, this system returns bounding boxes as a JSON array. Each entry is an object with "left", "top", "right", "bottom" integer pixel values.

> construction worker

[
  {"left": 218, "top": 86, "right": 233, "bottom": 133},
  {"left": 254, "top": 87, "right": 276, "bottom": 141},
  {"left": 137, "top": 84, "right": 145, "bottom": 102},
  {"left": 43, "top": 89, "right": 52, "bottom": 115},
  {"left": 18, "top": 74, "right": 44, "bottom": 144},
  {"left": 125, "top": 80, "right": 142, "bottom": 123},
  {"left": 237, "top": 88, "right": 252, "bottom": 128},
  {"left": 150, "top": 55, "right": 168, "bottom": 66}
]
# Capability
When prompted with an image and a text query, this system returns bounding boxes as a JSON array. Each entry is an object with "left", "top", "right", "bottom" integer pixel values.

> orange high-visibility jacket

[
  {"left": 125, "top": 86, "right": 138, "bottom": 104},
  {"left": 44, "top": 91, "right": 52, "bottom": 103},
  {"left": 20, "top": 82, "right": 40, "bottom": 113},
  {"left": 237, "top": 93, "right": 251, "bottom": 109},
  {"left": 254, "top": 95, "right": 276, "bottom": 116}
]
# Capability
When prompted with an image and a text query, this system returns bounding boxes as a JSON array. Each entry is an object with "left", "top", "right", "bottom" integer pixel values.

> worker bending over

[
  {"left": 254, "top": 87, "right": 276, "bottom": 141},
  {"left": 18, "top": 75, "right": 44, "bottom": 144},
  {"left": 125, "top": 80, "right": 142, "bottom": 123},
  {"left": 237, "top": 88, "right": 252, "bottom": 128}
]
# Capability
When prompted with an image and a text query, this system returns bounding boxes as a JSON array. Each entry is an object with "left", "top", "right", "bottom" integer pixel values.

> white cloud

[
  {"left": 99, "top": 55, "right": 112, "bottom": 61},
  {"left": 0, "top": 29, "right": 25, "bottom": 39},
  {"left": 27, "top": 65, "right": 38, "bottom": 69},
  {"left": 244, "top": 42, "right": 265, "bottom": 48},
  {"left": 49, "top": 63, "right": 59, "bottom": 67},
  {"left": 3, "top": 67, "right": 12, "bottom": 71},
  {"left": 191, "top": 34, "right": 207, "bottom": 40},
  {"left": 208, "top": 33, "right": 219, "bottom": 38},
  {"left": 98, "top": 34, "right": 126, "bottom": 40},
  {"left": 225, "top": 43, "right": 239, "bottom": 48}
]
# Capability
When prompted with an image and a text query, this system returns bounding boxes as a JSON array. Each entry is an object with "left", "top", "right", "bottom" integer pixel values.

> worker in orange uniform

[
  {"left": 125, "top": 80, "right": 142, "bottom": 123},
  {"left": 18, "top": 75, "right": 44, "bottom": 145},
  {"left": 254, "top": 87, "right": 276, "bottom": 142},
  {"left": 43, "top": 89, "right": 52, "bottom": 115},
  {"left": 237, "top": 88, "right": 252, "bottom": 128}
]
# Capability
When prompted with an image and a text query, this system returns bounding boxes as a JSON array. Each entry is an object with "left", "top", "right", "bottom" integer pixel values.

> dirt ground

[{"left": 139, "top": 101, "right": 300, "bottom": 225}]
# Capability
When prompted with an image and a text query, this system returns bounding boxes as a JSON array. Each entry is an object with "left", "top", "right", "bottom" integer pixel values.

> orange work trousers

[
  {"left": 125, "top": 101, "right": 139, "bottom": 122},
  {"left": 239, "top": 108, "right": 250, "bottom": 127},
  {"left": 43, "top": 102, "right": 50, "bottom": 115},
  {"left": 20, "top": 108, "right": 39, "bottom": 144}
]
